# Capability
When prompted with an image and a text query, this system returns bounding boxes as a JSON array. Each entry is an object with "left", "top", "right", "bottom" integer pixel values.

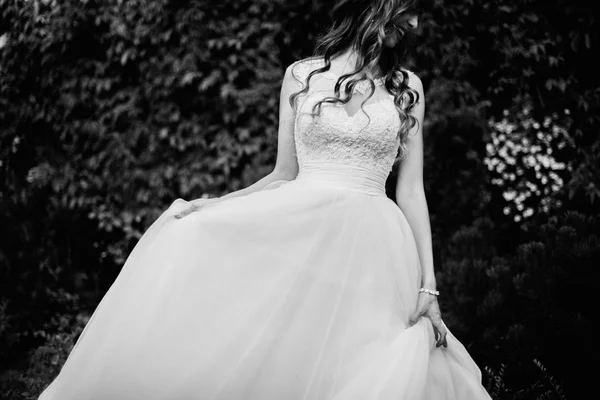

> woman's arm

[
  {"left": 190, "top": 63, "right": 300, "bottom": 206},
  {"left": 398, "top": 73, "right": 446, "bottom": 347},
  {"left": 395, "top": 73, "right": 436, "bottom": 291}
]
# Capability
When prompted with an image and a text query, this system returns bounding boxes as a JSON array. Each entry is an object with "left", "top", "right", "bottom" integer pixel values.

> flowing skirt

[{"left": 38, "top": 175, "right": 491, "bottom": 400}]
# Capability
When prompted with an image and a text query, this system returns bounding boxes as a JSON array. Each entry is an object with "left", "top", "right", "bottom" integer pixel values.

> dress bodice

[{"left": 291, "top": 58, "right": 403, "bottom": 195}]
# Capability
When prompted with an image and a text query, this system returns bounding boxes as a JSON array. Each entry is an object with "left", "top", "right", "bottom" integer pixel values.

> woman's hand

[
  {"left": 173, "top": 198, "right": 219, "bottom": 219},
  {"left": 408, "top": 292, "right": 448, "bottom": 348}
]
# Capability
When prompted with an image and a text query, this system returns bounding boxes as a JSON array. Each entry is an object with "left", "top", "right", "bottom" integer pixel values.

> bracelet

[{"left": 419, "top": 288, "right": 439, "bottom": 296}]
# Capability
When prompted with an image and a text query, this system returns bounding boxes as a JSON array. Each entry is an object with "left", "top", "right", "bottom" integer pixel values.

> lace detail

[
  {"left": 291, "top": 58, "right": 402, "bottom": 178},
  {"left": 352, "top": 78, "right": 385, "bottom": 95}
]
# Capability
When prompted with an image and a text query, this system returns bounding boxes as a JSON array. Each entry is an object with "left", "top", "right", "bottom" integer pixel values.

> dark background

[{"left": 0, "top": 0, "right": 598, "bottom": 398}]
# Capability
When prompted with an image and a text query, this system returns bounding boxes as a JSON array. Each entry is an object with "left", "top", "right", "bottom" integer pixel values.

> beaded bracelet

[{"left": 419, "top": 288, "right": 440, "bottom": 296}]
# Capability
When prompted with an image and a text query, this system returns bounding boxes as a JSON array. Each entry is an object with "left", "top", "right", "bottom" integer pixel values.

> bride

[{"left": 39, "top": 0, "right": 492, "bottom": 399}]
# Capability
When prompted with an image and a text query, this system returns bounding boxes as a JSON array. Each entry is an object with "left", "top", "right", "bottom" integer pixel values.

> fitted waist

[{"left": 295, "top": 162, "right": 388, "bottom": 196}]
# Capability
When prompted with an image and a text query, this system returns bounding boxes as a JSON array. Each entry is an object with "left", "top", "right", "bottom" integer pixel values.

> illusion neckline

[
  {"left": 314, "top": 70, "right": 387, "bottom": 96},
  {"left": 319, "top": 70, "right": 386, "bottom": 86},
  {"left": 298, "top": 57, "right": 412, "bottom": 83}
]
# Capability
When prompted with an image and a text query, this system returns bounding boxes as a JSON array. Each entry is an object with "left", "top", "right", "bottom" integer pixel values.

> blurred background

[{"left": 0, "top": 0, "right": 598, "bottom": 399}]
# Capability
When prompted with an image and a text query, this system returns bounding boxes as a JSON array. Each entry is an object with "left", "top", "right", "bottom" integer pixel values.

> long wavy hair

[{"left": 289, "top": 0, "right": 424, "bottom": 162}]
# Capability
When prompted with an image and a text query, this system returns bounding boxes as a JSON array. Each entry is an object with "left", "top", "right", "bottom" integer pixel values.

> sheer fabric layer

[{"left": 39, "top": 177, "right": 490, "bottom": 399}]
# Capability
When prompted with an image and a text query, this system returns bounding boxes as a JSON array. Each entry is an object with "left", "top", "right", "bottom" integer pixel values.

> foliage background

[{"left": 0, "top": 0, "right": 598, "bottom": 398}]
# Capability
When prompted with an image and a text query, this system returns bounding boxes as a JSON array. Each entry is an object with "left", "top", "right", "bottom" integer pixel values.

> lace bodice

[{"left": 291, "top": 58, "right": 403, "bottom": 188}]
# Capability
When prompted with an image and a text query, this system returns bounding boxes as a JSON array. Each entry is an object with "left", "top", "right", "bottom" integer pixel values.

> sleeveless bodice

[{"left": 291, "top": 58, "right": 403, "bottom": 196}]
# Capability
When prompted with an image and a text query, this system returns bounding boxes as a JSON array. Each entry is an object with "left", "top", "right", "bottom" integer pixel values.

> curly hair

[{"left": 289, "top": 0, "right": 425, "bottom": 162}]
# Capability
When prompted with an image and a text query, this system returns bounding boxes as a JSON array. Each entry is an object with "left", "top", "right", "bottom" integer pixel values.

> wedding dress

[{"left": 38, "top": 58, "right": 492, "bottom": 400}]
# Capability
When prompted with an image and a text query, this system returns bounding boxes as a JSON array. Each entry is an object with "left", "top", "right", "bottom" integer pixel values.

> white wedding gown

[{"left": 38, "top": 58, "right": 492, "bottom": 400}]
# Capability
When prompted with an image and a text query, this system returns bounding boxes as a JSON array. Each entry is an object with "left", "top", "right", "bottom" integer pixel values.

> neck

[
  {"left": 332, "top": 48, "right": 359, "bottom": 70},
  {"left": 331, "top": 48, "right": 382, "bottom": 78}
]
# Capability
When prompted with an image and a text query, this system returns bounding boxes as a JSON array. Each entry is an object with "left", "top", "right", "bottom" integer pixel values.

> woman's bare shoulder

[
  {"left": 399, "top": 68, "right": 417, "bottom": 79},
  {"left": 401, "top": 69, "right": 423, "bottom": 93}
]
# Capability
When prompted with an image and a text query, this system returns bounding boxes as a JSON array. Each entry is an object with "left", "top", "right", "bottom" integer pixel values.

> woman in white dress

[{"left": 38, "top": 0, "right": 492, "bottom": 398}]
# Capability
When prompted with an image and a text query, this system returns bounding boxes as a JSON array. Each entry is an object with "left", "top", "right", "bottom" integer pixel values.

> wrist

[{"left": 420, "top": 279, "right": 437, "bottom": 291}]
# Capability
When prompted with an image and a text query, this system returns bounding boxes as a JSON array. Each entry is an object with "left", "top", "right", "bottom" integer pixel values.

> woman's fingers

[
  {"left": 172, "top": 198, "right": 219, "bottom": 219},
  {"left": 174, "top": 204, "right": 200, "bottom": 219},
  {"left": 413, "top": 297, "right": 448, "bottom": 348},
  {"left": 173, "top": 210, "right": 186, "bottom": 219},
  {"left": 428, "top": 310, "right": 448, "bottom": 348},
  {"left": 434, "top": 322, "right": 448, "bottom": 348}
]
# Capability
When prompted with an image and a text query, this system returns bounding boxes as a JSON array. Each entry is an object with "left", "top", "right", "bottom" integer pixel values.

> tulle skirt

[{"left": 38, "top": 170, "right": 491, "bottom": 400}]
